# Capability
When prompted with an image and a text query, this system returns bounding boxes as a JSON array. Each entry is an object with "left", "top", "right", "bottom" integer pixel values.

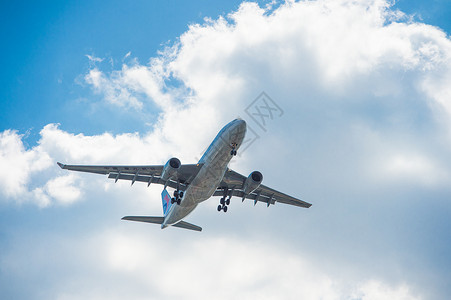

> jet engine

[
  {"left": 243, "top": 171, "right": 263, "bottom": 195},
  {"left": 161, "top": 157, "right": 181, "bottom": 181}
]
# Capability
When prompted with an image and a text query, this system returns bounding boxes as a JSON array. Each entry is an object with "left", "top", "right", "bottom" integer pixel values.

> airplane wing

[
  {"left": 57, "top": 162, "right": 203, "bottom": 191},
  {"left": 214, "top": 169, "right": 312, "bottom": 208}
]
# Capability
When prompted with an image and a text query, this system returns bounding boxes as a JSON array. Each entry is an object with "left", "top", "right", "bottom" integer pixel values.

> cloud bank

[{"left": 2, "top": 0, "right": 451, "bottom": 299}]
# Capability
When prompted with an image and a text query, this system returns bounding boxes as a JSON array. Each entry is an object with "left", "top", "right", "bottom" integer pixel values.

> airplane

[{"left": 57, "top": 119, "right": 311, "bottom": 231}]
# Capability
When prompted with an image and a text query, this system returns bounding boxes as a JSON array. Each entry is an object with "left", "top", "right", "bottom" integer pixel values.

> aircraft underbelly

[
  {"left": 165, "top": 150, "right": 231, "bottom": 225},
  {"left": 164, "top": 120, "right": 246, "bottom": 226}
]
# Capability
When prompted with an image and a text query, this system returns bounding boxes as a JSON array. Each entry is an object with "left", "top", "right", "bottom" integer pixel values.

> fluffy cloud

[
  {"left": 2, "top": 0, "right": 451, "bottom": 298},
  {"left": 80, "top": 0, "right": 451, "bottom": 189},
  {"left": 0, "top": 124, "right": 174, "bottom": 207},
  {"left": 1, "top": 226, "right": 420, "bottom": 300},
  {"left": 85, "top": 68, "right": 144, "bottom": 110},
  {"left": 84, "top": 0, "right": 451, "bottom": 119},
  {"left": 0, "top": 130, "right": 52, "bottom": 200},
  {"left": 77, "top": 1, "right": 450, "bottom": 298},
  {"left": 43, "top": 174, "right": 82, "bottom": 205}
]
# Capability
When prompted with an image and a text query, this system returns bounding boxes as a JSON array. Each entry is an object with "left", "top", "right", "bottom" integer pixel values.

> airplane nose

[
  {"left": 232, "top": 119, "right": 246, "bottom": 143},
  {"left": 235, "top": 118, "right": 246, "bottom": 130}
]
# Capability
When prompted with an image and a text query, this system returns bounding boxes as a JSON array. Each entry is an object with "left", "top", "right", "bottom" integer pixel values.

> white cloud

[
  {"left": 2, "top": 0, "right": 451, "bottom": 298},
  {"left": 1, "top": 227, "right": 421, "bottom": 300},
  {"left": 0, "top": 124, "right": 175, "bottom": 206},
  {"left": 82, "top": 0, "right": 451, "bottom": 150},
  {"left": 383, "top": 153, "right": 449, "bottom": 186},
  {"left": 44, "top": 174, "right": 82, "bottom": 205},
  {"left": 350, "top": 280, "right": 421, "bottom": 300},
  {"left": 85, "top": 54, "right": 104, "bottom": 63},
  {"left": 75, "top": 2, "right": 451, "bottom": 296},
  {"left": 32, "top": 187, "right": 51, "bottom": 208},
  {"left": 0, "top": 130, "right": 52, "bottom": 199},
  {"left": 95, "top": 231, "right": 421, "bottom": 300},
  {"left": 84, "top": 68, "right": 144, "bottom": 110}
]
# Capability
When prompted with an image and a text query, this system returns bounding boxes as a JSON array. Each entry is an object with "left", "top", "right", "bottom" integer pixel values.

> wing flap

[
  {"left": 213, "top": 189, "right": 277, "bottom": 206},
  {"left": 107, "top": 173, "right": 160, "bottom": 183},
  {"left": 107, "top": 173, "right": 186, "bottom": 191}
]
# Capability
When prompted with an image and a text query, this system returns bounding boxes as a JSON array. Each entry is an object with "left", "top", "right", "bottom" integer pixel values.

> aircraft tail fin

[
  {"left": 161, "top": 189, "right": 172, "bottom": 216},
  {"left": 121, "top": 216, "right": 202, "bottom": 232}
]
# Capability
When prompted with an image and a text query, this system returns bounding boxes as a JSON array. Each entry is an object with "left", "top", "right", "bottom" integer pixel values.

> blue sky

[
  {"left": 1, "top": 1, "right": 451, "bottom": 299},
  {"left": 1, "top": 0, "right": 245, "bottom": 141},
  {"left": 2, "top": 0, "right": 451, "bottom": 140}
]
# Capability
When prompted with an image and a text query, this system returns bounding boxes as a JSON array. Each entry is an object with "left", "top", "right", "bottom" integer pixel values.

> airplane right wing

[{"left": 214, "top": 169, "right": 312, "bottom": 208}]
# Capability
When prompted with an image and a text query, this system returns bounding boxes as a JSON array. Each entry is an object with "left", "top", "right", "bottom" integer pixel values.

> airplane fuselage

[{"left": 162, "top": 119, "right": 246, "bottom": 227}]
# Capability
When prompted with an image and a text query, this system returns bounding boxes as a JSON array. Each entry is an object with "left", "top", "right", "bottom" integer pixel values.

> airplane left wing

[
  {"left": 214, "top": 169, "right": 312, "bottom": 208},
  {"left": 57, "top": 162, "right": 203, "bottom": 191}
]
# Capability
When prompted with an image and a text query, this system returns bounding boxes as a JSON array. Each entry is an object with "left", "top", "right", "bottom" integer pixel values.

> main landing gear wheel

[
  {"left": 217, "top": 204, "right": 228, "bottom": 212},
  {"left": 173, "top": 189, "right": 183, "bottom": 205},
  {"left": 218, "top": 196, "right": 229, "bottom": 212}
]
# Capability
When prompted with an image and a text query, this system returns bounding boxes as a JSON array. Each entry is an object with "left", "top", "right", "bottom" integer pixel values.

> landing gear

[
  {"left": 171, "top": 189, "right": 183, "bottom": 205},
  {"left": 217, "top": 187, "right": 233, "bottom": 212},
  {"left": 218, "top": 196, "right": 228, "bottom": 212},
  {"left": 217, "top": 202, "right": 228, "bottom": 212},
  {"left": 173, "top": 190, "right": 183, "bottom": 198},
  {"left": 230, "top": 142, "right": 238, "bottom": 156}
]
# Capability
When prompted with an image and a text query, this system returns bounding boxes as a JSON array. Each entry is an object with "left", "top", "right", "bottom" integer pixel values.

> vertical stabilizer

[{"left": 161, "top": 189, "right": 172, "bottom": 216}]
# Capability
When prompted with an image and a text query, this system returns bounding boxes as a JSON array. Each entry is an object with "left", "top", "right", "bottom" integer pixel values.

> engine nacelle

[
  {"left": 161, "top": 157, "right": 181, "bottom": 181},
  {"left": 243, "top": 171, "right": 263, "bottom": 195}
]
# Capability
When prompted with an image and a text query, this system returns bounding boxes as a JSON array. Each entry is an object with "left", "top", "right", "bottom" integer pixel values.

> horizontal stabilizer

[
  {"left": 173, "top": 221, "right": 202, "bottom": 232},
  {"left": 122, "top": 216, "right": 164, "bottom": 224},
  {"left": 122, "top": 216, "right": 202, "bottom": 232}
]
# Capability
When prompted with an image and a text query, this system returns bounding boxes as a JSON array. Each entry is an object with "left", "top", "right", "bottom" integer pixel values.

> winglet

[{"left": 57, "top": 162, "right": 65, "bottom": 169}]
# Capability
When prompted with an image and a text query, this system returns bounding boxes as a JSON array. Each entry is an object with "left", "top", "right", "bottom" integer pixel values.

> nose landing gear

[{"left": 230, "top": 143, "right": 238, "bottom": 156}]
